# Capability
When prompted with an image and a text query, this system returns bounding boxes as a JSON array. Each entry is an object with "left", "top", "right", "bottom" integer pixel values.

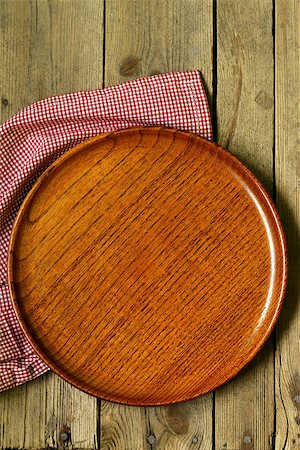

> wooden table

[{"left": 0, "top": 1, "right": 298, "bottom": 449}]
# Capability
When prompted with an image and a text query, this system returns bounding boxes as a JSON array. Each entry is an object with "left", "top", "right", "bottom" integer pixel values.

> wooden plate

[{"left": 8, "top": 127, "right": 287, "bottom": 405}]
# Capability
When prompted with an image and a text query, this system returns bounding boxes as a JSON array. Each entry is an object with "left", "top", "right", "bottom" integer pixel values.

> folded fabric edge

[
  {"left": 0, "top": 70, "right": 211, "bottom": 133},
  {"left": 183, "top": 70, "right": 213, "bottom": 140},
  {"left": 0, "top": 353, "right": 49, "bottom": 392}
]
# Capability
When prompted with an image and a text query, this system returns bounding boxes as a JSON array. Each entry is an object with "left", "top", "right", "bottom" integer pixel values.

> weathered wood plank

[
  {"left": 216, "top": 0, "right": 274, "bottom": 194},
  {"left": 105, "top": 0, "right": 212, "bottom": 104},
  {"left": 100, "top": 403, "right": 148, "bottom": 450},
  {"left": 215, "top": 1, "right": 275, "bottom": 449},
  {"left": 275, "top": 0, "right": 300, "bottom": 449},
  {"left": 0, "top": 373, "right": 98, "bottom": 449},
  {"left": 0, "top": 0, "right": 104, "bottom": 122},
  {"left": 144, "top": 399, "right": 212, "bottom": 450},
  {"left": 0, "top": 0, "right": 103, "bottom": 448},
  {"left": 101, "top": 1, "right": 213, "bottom": 449}
]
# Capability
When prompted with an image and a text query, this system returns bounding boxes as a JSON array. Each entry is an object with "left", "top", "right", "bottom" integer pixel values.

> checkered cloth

[{"left": 0, "top": 70, "right": 212, "bottom": 392}]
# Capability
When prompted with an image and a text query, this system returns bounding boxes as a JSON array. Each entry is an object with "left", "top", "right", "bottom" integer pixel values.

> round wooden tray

[{"left": 8, "top": 127, "right": 287, "bottom": 405}]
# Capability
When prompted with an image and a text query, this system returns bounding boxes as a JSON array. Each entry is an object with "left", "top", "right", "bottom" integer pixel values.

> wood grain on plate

[
  {"left": 103, "top": 0, "right": 214, "bottom": 444},
  {"left": 8, "top": 127, "right": 287, "bottom": 406}
]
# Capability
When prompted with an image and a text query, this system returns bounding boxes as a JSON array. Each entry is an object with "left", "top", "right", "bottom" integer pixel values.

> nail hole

[
  {"left": 294, "top": 395, "right": 300, "bottom": 404},
  {"left": 59, "top": 432, "right": 69, "bottom": 441},
  {"left": 147, "top": 434, "right": 156, "bottom": 445}
]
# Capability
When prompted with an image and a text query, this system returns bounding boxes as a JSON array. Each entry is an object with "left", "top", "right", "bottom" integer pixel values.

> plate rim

[{"left": 7, "top": 126, "right": 288, "bottom": 406}]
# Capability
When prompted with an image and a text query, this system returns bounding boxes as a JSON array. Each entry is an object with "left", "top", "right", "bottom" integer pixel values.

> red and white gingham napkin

[{"left": 0, "top": 70, "right": 212, "bottom": 392}]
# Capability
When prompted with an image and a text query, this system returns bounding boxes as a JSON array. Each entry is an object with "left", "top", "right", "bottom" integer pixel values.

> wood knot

[
  {"left": 1, "top": 96, "right": 9, "bottom": 107},
  {"left": 150, "top": 70, "right": 161, "bottom": 76},
  {"left": 255, "top": 90, "right": 273, "bottom": 109},
  {"left": 119, "top": 56, "right": 140, "bottom": 76},
  {"left": 166, "top": 405, "right": 189, "bottom": 435}
]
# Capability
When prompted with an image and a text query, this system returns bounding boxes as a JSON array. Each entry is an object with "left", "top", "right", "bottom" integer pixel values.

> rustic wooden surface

[
  {"left": 0, "top": 1, "right": 102, "bottom": 449},
  {"left": 275, "top": 1, "right": 300, "bottom": 449},
  {"left": 0, "top": 0, "right": 299, "bottom": 449},
  {"left": 215, "top": 2, "right": 276, "bottom": 450}
]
